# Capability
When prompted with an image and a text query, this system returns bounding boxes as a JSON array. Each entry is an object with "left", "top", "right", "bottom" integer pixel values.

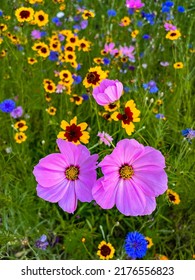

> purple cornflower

[
  {"left": 10, "top": 106, "right": 23, "bottom": 118},
  {"left": 143, "top": 80, "right": 158, "bottom": 93},
  {"left": 31, "top": 30, "right": 42, "bottom": 40},
  {"left": 35, "top": 235, "right": 49, "bottom": 250},
  {"left": 160, "top": 61, "right": 169, "bottom": 67},
  {"left": 182, "top": 128, "right": 195, "bottom": 142}
]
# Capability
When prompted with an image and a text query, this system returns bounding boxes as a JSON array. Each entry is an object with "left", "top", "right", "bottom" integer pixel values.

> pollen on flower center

[
  {"left": 65, "top": 165, "right": 79, "bottom": 180},
  {"left": 119, "top": 164, "right": 134, "bottom": 179}
]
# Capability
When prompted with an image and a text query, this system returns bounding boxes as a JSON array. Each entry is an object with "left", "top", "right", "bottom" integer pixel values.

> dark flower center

[
  {"left": 38, "top": 15, "right": 44, "bottom": 21},
  {"left": 18, "top": 135, "right": 24, "bottom": 140},
  {"left": 41, "top": 47, "right": 47, "bottom": 53},
  {"left": 80, "top": 43, "right": 86, "bottom": 48},
  {"left": 87, "top": 71, "right": 100, "bottom": 85},
  {"left": 100, "top": 245, "right": 111, "bottom": 257},
  {"left": 64, "top": 124, "right": 82, "bottom": 142},
  {"left": 20, "top": 10, "right": 30, "bottom": 19},
  {"left": 168, "top": 193, "right": 176, "bottom": 202},
  {"left": 117, "top": 107, "right": 133, "bottom": 124},
  {"left": 18, "top": 123, "right": 24, "bottom": 128},
  {"left": 108, "top": 103, "right": 117, "bottom": 110},
  {"left": 119, "top": 164, "right": 134, "bottom": 179},
  {"left": 65, "top": 165, "right": 79, "bottom": 181},
  {"left": 170, "top": 32, "right": 176, "bottom": 37}
]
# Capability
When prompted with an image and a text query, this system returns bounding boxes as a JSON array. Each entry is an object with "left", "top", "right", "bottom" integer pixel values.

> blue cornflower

[
  {"left": 182, "top": 128, "right": 195, "bottom": 142},
  {"left": 48, "top": 51, "right": 58, "bottom": 61},
  {"left": 142, "top": 12, "right": 155, "bottom": 25},
  {"left": 107, "top": 9, "right": 117, "bottom": 17},
  {"left": 124, "top": 232, "right": 147, "bottom": 259},
  {"left": 143, "top": 80, "right": 158, "bottom": 93},
  {"left": 103, "top": 57, "right": 110, "bottom": 65},
  {"left": 52, "top": 17, "right": 60, "bottom": 24},
  {"left": 0, "top": 99, "right": 16, "bottom": 113},
  {"left": 142, "top": 34, "right": 150, "bottom": 40},
  {"left": 81, "top": 94, "right": 89, "bottom": 101},
  {"left": 155, "top": 113, "right": 166, "bottom": 120},
  {"left": 73, "top": 74, "right": 82, "bottom": 84},
  {"left": 0, "top": 10, "right": 3, "bottom": 16},
  {"left": 164, "top": 1, "right": 174, "bottom": 7},
  {"left": 177, "top": 6, "right": 185, "bottom": 13},
  {"left": 35, "top": 235, "right": 49, "bottom": 250}
]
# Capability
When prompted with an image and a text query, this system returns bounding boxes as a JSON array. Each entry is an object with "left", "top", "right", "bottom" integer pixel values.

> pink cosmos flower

[
  {"left": 126, "top": 0, "right": 145, "bottom": 9},
  {"left": 164, "top": 22, "right": 177, "bottom": 31},
  {"left": 92, "top": 139, "right": 168, "bottom": 216},
  {"left": 104, "top": 42, "right": 119, "bottom": 55},
  {"left": 119, "top": 46, "right": 135, "bottom": 61},
  {"left": 31, "top": 30, "right": 42, "bottom": 40},
  {"left": 97, "top": 131, "right": 113, "bottom": 146},
  {"left": 33, "top": 139, "right": 98, "bottom": 213},
  {"left": 92, "top": 79, "right": 123, "bottom": 106}
]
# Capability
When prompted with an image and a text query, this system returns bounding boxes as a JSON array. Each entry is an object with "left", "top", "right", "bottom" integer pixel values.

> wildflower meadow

[{"left": 0, "top": 0, "right": 195, "bottom": 261}]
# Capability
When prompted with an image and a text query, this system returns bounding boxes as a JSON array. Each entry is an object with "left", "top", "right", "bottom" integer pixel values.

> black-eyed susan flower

[
  {"left": 14, "top": 120, "right": 28, "bottom": 132},
  {"left": 70, "top": 94, "right": 83, "bottom": 105},
  {"left": 46, "top": 106, "right": 57, "bottom": 116},
  {"left": 0, "top": 23, "right": 7, "bottom": 33},
  {"left": 14, "top": 132, "right": 27, "bottom": 144},
  {"left": 65, "top": 52, "right": 77, "bottom": 64},
  {"left": 173, "top": 62, "right": 184, "bottom": 69},
  {"left": 145, "top": 237, "right": 154, "bottom": 249},
  {"left": 120, "top": 16, "right": 131, "bottom": 26},
  {"left": 104, "top": 101, "right": 120, "bottom": 112},
  {"left": 82, "top": 10, "right": 95, "bottom": 20},
  {"left": 64, "top": 44, "right": 76, "bottom": 52},
  {"left": 83, "top": 66, "right": 107, "bottom": 88},
  {"left": 57, "top": 116, "right": 90, "bottom": 144},
  {"left": 43, "top": 80, "right": 56, "bottom": 93},
  {"left": 34, "top": 10, "right": 49, "bottom": 27},
  {"left": 78, "top": 38, "right": 91, "bottom": 52},
  {"left": 37, "top": 43, "right": 50, "bottom": 58},
  {"left": 166, "top": 189, "right": 180, "bottom": 205},
  {"left": 59, "top": 69, "right": 72, "bottom": 81},
  {"left": 111, "top": 100, "right": 140, "bottom": 135},
  {"left": 94, "top": 57, "right": 103, "bottom": 65},
  {"left": 97, "top": 241, "right": 115, "bottom": 260},
  {"left": 131, "top": 29, "right": 139, "bottom": 38},
  {"left": 66, "top": 34, "right": 79, "bottom": 46},
  {"left": 28, "top": 57, "right": 38, "bottom": 64},
  {"left": 166, "top": 30, "right": 181, "bottom": 40},
  {"left": 15, "top": 7, "right": 34, "bottom": 22}
]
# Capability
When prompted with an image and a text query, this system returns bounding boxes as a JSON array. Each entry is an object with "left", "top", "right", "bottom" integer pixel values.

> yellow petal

[
  {"left": 125, "top": 100, "right": 135, "bottom": 109},
  {"left": 78, "top": 122, "right": 88, "bottom": 131},
  {"left": 70, "top": 116, "right": 77, "bottom": 125},
  {"left": 111, "top": 111, "right": 119, "bottom": 121},
  {"left": 60, "top": 120, "right": 69, "bottom": 130},
  {"left": 124, "top": 123, "right": 135, "bottom": 135},
  {"left": 57, "top": 131, "right": 66, "bottom": 139},
  {"left": 80, "top": 131, "right": 90, "bottom": 144}
]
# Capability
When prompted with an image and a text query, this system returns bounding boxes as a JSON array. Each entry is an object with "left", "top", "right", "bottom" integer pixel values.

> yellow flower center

[
  {"left": 65, "top": 165, "right": 79, "bottom": 181},
  {"left": 119, "top": 164, "right": 134, "bottom": 179}
]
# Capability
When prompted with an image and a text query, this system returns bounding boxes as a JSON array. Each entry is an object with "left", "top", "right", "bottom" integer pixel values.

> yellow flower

[
  {"left": 111, "top": 100, "right": 140, "bottom": 135},
  {"left": 83, "top": 66, "right": 107, "bottom": 88},
  {"left": 82, "top": 10, "right": 95, "bottom": 20},
  {"left": 70, "top": 95, "right": 83, "bottom": 105},
  {"left": 166, "top": 30, "right": 181, "bottom": 40},
  {"left": 28, "top": 57, "right": 38, "bottom": 64},
  {"left": 14, "top": 132, "right": 27, "bottom": 144},
  {"left": 173, "top": 62, "right": 184, "bottom": 69},
  {"left": 145, "top": 237, "right": 154, "bottom": 249},
  {"left": 0, "top": 24, "right": 8, "bottom": 33},
  {"left": 57, "top": 116, "right": 90, "bottom": 145},
  {"left": 77, "top": 38, "right": 91, "bottom": 52},
  {"left": 166, "top": 189, "right": 180, "bottom": 205},
  {"left": 120, "top": 16, "right": 131, "bottom": 26},
  {"left": 15, "top": 7, "right": 34, "bottom": 22},
  {"left": 131, "top": 29, "right": 139, "bottom": 38},
  {"left": 43, "top": 80, "right": 56, "bottom": 93},
  {"left": 46, "top": 106, "right": 57, "bottom": 116},
  {"left": 34, "top": 10, "right": 49, "bottom": 27},
  {"left": 155, "top": 254, "right": 169, "bottom": 260},
  {"left": 37, "top": 43, "right": 50, "bottom": 58},
  {"left": 97, "top": 241, "right": 115, "bottom": 260},
  {"left": 104, "top": 101, "right": 120, "bottom": 112},
  {"left": 14, "top": 120, "right": 28, "bottom": 132}
]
